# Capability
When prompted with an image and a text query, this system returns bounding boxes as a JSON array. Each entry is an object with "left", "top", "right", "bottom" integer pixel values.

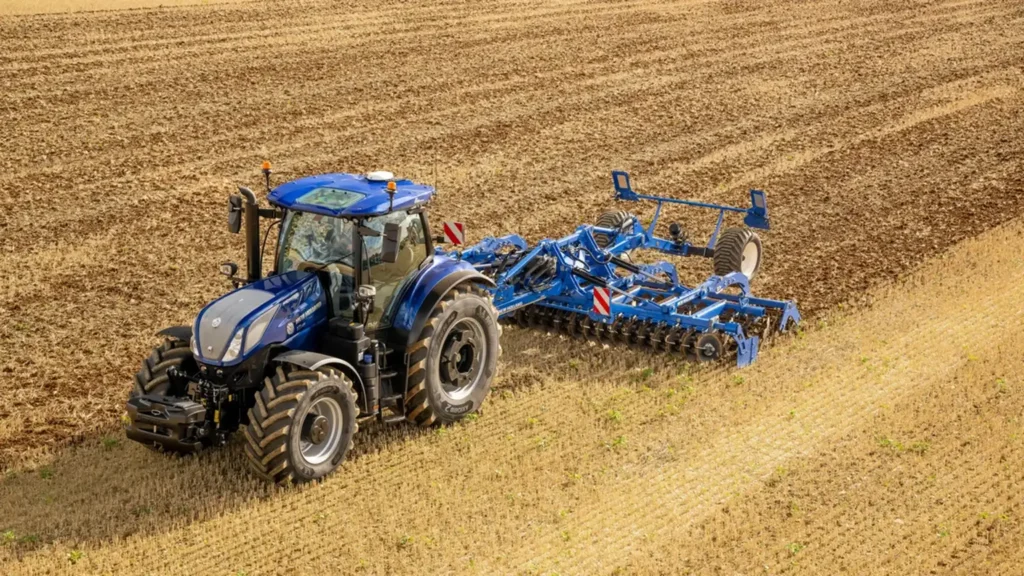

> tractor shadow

[
  {"left": 493, "top": 324, "right": 713, "bottom": 387},
  {"left": 0, "top": 425, "right": 444, "bottom": 557},
  {"left": 0, "top": 330, "right": 698, "bottom": 556}
]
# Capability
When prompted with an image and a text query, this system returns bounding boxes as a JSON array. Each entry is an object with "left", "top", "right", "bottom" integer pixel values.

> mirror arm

[
  {"left": 238, "top": 186, "right": 262, "bottom": 282},
  {"left": 357, "top": 225, "right": 381, "bottom": 238}
]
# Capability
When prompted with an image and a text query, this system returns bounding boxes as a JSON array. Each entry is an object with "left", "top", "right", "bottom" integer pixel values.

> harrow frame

[{"left": 444, "top": 171, "right": 801, "bottom": 367}]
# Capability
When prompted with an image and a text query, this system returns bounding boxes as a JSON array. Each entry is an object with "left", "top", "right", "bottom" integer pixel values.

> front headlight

[
  {"left": 190, "top": 335, "right": 199, "bottom": 357},
  {"left": 221, "top": 328, "right": 245, "bottom": 362},
  {"left": 244, "top": 305, "right": 279, "bottom": 354}
]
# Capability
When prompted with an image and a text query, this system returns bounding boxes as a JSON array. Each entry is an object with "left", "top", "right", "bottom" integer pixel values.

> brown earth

[
  {"left": 0, "top": 0, "right": 1022, "bottom": 571},
  {"left": 2, "top": 174, "right": 1022, "bottom": 575},
  {"left": 0, "top": 0, "right": 244, "bottom": 16},
  {"left": 1, "top": 0, "right": 1021, "bottom": 471}
]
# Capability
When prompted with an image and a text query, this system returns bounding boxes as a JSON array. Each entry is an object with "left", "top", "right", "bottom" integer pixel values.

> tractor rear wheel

[
  {"left": 713, "top": 227, "right": 763, "bottom": 279},
  {"left": 593, "top": 211, "right": 636, "bottom": 249},
  {"left": 244, "top": 365, "right": 358, "bottom": 485},
  {"left": 132, "top": 338, "right": 194, "bottom": 398},
  {"left": 405, "top": 285, "right": 501, "bottom": 426}
]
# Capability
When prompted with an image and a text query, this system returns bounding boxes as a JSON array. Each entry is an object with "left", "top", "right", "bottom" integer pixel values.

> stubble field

[{"left": 0, "top": 0, "right": 1022, "bottom": 573}]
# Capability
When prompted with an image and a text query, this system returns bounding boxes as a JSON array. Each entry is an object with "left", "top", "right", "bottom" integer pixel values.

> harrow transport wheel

[
  {"left": 244, "top": 365, "right": 358, "bottom": 485},
  {"left": 713, "top": 227, "right": 763, "bottom": 279},
  {"left": 593, "top": 211, "right": 636, "bottom": 249},
  {"left": 405, "top": 285, "right": 501, "bottom": 426},
  {"left": 132, "top": 338, "right": 195, "bottom": 398}
]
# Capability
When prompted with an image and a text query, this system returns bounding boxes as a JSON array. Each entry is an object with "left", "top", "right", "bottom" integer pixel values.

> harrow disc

[
  {"left": 649, "top": 323, "right": 669, "bottom": 352},
  {"left": 665, "top": 326, "right": 684, "bottom": 355},
  {"left": 502, "top": 305, "right": 761, "bottom": 366},
  {"left": 515, "top": 308, "right": 531, "bottom": 328},
  {"left": 694, "top": 332, "right": 724, "bottom": 362},
  {"left": 682, "top": 329, "right": 700, "bottom": 359}
]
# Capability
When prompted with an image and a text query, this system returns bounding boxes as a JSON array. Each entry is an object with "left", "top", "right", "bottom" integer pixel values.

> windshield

[
  {"left": 278, "top": 211, "right": 356, "bottom": 272},
  {"left": 274, "top": 209, "right": 427, "bottom": 328},
  {"left": 277, "top": 211, "right": 357, "bottom": 318}
]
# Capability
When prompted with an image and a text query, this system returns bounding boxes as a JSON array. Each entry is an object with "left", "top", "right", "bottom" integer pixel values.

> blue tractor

[{"left": 126, "top": 166, "right": 799, "bottom": 485}]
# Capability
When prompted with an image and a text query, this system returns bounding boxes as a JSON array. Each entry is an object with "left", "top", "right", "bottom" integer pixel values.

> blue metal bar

[
  {"left": 707, "top": 210, "right": 726, "bottom": 249},
  {"left": 632, "top": 192, "right": 747, "bottom": 214},
  {"left": 691, "top": 300, "right": 727, "bottom": 320},
  {"left": 711, "top": 292, "right": 796, "bottom": 310},
  {"left": 647, "top": 201, "right": 663, "bottom": 237}
]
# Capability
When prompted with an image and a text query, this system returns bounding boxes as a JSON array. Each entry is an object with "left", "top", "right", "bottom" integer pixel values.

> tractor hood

[{"left": 192, "top": 271, "right": 325, "bottom": 366}]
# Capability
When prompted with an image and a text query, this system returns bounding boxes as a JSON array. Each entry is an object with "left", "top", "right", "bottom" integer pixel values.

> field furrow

[
  {"left": 1, "top": 0, "right": 1022, "bottom": 572},
  {"left": 2, "top": 184, "right": 1022, "bottom": 576}
]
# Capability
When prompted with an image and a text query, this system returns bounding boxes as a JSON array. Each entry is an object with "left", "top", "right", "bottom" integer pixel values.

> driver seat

[{"left": 371, "top": 242, "right": 416, "bottom": 310}]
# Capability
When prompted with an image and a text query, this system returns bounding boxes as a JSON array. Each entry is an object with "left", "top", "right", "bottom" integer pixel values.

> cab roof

[{"left": 267, "top": 172, "right": 434, "bottom": 218}]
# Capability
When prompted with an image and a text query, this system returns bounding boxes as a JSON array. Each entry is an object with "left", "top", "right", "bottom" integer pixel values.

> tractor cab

[{"left": 267, "top": 171, "right": 434, "bottom": 331}]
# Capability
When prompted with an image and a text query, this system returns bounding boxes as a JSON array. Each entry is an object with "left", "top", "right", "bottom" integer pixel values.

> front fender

[
  {"left": 156, "top": 326, "right": 193, "bottom": 342},
  {"left": 271, "top": 350, "right": 363, "bottom": 396},
  {"left": 388, "top": 255, "right": 496, "bottom": 346}
]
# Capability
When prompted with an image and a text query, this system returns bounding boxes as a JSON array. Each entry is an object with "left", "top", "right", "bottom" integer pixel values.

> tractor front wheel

[
  {"left": 132, "top": 338, "right": 195, "bottom": 398},
  {"left": 244, "top": 365, "right": 358, "bottom": 485},
  {"left": 405, "top": 285, "right": 501, "bottom": 426}
]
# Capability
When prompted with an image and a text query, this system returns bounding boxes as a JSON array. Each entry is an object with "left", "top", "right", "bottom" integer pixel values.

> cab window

[{"left": 359, "top": 210, "right": 428, "bottom": 329}]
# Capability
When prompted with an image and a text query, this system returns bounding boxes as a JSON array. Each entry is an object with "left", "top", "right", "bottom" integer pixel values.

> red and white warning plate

[
  {"left": 592, "top": 286, "right": 611, "bottom": 316},
  {"left": 442, "top": 221, "right": 465, "bottom": 246}
]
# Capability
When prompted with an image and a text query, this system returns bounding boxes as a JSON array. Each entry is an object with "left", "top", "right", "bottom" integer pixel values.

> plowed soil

[
  {"left": 3, "top": 179, "right": 1023, "bottom": 576},
  {"left": 0, "top": 0, "right": 240, "bottom": 16},
  {"left": 1, "top": 0, "right": 1022, "bottom": 572}
]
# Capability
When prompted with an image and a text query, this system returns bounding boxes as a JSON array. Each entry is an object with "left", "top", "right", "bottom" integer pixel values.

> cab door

[{"left": 359, "top": 210, "right": 429, "bottom": 331}]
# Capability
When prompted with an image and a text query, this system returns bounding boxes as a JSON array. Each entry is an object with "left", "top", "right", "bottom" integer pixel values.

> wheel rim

[
  {"left": 439, "top": 317, "right": 486, "bottom": 401},
  {"left": 299, "top": 396, "right": 344, "bottom": 466},
  {"left": 741, "top": 240, "right": 760, "bottom": 277}
]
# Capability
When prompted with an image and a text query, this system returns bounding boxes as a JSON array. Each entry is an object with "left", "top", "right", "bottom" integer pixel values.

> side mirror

[
  {"left": 382, "top": 222, "right": 401, "bottom": 264},
  {"left": 227, "top": 195, "right": 243, "bottom": 234},
  {"left": 219, "top": 262, "right": 238, "bottom": 277}
]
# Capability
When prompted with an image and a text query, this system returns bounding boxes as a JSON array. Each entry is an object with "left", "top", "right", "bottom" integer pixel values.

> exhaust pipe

[{"left": 238, "top": 186, "right": 262, "bottom": 282}]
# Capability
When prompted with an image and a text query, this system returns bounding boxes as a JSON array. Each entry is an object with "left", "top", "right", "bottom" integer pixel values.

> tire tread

[
  {"left": 244, "top": 365, "right": 357, "bottom": 486},
  {"left": 713, "top": 227, "right": 761, "bottom": 278},
  {"left": 404, "top": 284, "right": 500, "bottom": 426}
]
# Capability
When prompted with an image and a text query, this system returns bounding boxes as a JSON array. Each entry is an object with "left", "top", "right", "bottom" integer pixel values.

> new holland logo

[{"left": 211, "top": 317, "right": 222, "bottom": 328}]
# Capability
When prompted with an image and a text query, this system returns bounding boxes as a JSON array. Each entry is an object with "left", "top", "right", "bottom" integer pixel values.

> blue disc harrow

[{"left": 441, "top": 171, "right": 801, "bottom": 367}]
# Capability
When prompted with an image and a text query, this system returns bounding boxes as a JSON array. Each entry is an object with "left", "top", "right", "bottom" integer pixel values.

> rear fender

[{"left": 388, "top": 256, "right": 496, "bottom": 347}]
